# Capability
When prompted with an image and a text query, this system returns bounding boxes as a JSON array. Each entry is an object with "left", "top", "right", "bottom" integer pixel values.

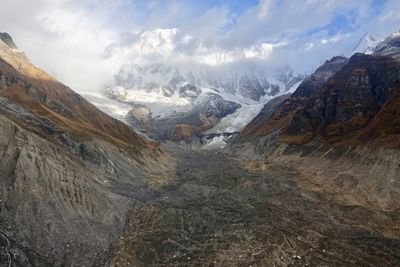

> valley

[
  {"left": 108, "top": 144, "right": 400, "bottom": 266},
  {"left": 1, "top": 2, "right": 400, "bottom": 266}
]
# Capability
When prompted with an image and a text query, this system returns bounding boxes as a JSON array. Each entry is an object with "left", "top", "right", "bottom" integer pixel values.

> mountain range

[
  {"left": 86, "top": 32, "right": 389, "bottom": 146},
  {"left": 86, "top": 57, "right": 304, "bottom": 144},
  {"left": 230, "top": 30, "right": 400, "bottom": 218},
  {"left": 1, "top": 28, "right": 400, "bottom": 266}
]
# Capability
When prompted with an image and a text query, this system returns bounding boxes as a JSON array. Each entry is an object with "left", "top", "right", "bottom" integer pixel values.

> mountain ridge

[
  {"left": 0, "top": 32, "right": 173, "bottom": 266},
  {"left": 239, "top": 30, "right": 400, "bottom": 148}
]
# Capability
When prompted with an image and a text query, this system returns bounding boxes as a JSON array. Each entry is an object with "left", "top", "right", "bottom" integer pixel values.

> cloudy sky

[{"left": 1, "top": 0, "right": 400, "bottom": 93}]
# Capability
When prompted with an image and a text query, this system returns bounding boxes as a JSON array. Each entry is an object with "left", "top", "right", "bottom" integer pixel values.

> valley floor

[{"left": 107, "top": 144, "right": 400, "bottom": 266}]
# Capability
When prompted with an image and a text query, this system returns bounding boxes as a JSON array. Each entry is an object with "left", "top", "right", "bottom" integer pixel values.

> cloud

[
  {"left": 0, "top": 0, "right": 400, "bottom": 93},
  {"left": 257, "top": 0, "right": 272, "bottom": 20}
]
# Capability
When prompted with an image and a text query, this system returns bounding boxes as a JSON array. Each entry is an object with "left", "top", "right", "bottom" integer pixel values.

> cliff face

[
  {"left": 0, "top": 34, "right": 173, "bottom": 265},
  {"left": 241, "top": 56, "right": 349, "bottom": 138},
  {"left": 240, "top": 53, "right": 400, "bottom": 148},
  {"left": 282, "top": 54, "right": 400, "bottom": 147}
]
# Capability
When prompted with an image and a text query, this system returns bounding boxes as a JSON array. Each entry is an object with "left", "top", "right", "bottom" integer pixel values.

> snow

[
  {"left": 84, "top": 57, "right": 305, "bottom": 140},
  {"left": 105, "top": 85, "right": 193, "bottom": 119},
  {"left": 352, "top": 33, "right": 381, "bottom": 55},
  {"left": 205, "top": 102, "right": 266, "bottom": 133},
  {"left": 390, "top": 30, "right": 400, "bottom": 38},
  {"left": 201, "top": 136, "right": 227, "bottom": 150},
  {"left": 204, "top": 80, "right": 302, "bottom": 134},
  {"left": 110, "top": 60, "right": 300, "bottom": 100},
  {"left": 88, "top": 70, "right": 303, "bottom": 136},
  {"left": 287, "top": 80, "right": 302, "bottom": 94},
  {"left": 123, "top": 89, "right": 190, "bottom": 106},
  {"left": 83, "top": 93, "right": 132, "bottom": 122}
]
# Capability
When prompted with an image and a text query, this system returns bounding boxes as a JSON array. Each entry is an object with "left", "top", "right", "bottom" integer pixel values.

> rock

[
  {"left": 0, "top": 75, "right": 6, "bottom": 89},
  {"left": 126, "top": 104, "right": 152, "bottom": 131},
  {"left": 373, "top": 30, "right": 400, "bottom": 60},
  {"left": 178, "top": 84, "right": 202, "bottom": 99}
]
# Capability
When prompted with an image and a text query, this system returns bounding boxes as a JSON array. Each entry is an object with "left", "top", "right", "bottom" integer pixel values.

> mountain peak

[
  {"left": 0, "top": 32, "right": 19, "bottom": 50},
  {"left": 0, "top": 32, "right": 27, "bottom": 60},
  {"left": 372, "top": 29, "right": 400, "bottom": 60},
  {"left": 389, "top": 29, "right": 400, "bottom": 38},
  {"left": 352, "top": 32, "right": 381, "bottom": 55}
]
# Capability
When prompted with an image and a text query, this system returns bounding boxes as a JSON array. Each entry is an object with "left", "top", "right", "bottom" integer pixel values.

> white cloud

[
  {"left": 257, "top": 0, "right": 272, "bottom": 20},
  {"left": 1, "top": 0, "right": 400, "bottom": 93}
]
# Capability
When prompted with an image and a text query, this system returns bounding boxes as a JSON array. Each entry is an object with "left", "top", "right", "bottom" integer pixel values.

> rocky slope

[
  {"left": 374, "top": 30, "right": 400, "bottom": 60},
  {"left": 106, "top": 143, "right": 400, "bottom": 266},
  {"left": 0, "top": 33, "right": 172, "bottom": 266},
  {"left": 229, "top": 31, "right": 400, "bottom": 237},
  {"left": 239, "top": 30, "right": 400, "bottom": 146},
  {"left": 240, "top": 53, "right": 400, "bottom": 147}
]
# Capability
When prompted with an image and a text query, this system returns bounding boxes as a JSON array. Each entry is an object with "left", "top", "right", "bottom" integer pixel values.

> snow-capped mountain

[
  {"left": 108, "top": 61, "right": 302, "bottom": 102},
  {"left": 95, "top": 60, "right": 303, "bottom": 143},
  {"left": 373, "top": 30, "right": 400, "bottom": 60},
  {"left": 85, "top": 30, "right": 400, "bottom": 146},
  {"left": 0, "top": 32, "right": 27, "bottom": 59},
  {"left": 352, "top": 33, "right": 381, "bottom": 55}
]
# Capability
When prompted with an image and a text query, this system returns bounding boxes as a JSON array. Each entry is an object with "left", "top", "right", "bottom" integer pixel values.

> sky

[{"left": 1, "top": 0, "right": 400, "bottom": 93}]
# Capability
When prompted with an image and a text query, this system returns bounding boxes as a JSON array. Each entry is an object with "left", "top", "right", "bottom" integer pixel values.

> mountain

[
  {"left": 108, "top": 62, "right": 301, "bottom": 101},
  {"left": 240, "top": 31, "right": 400, "bottom": 147},
  {"left": 242, "top": 53, "right": 400, "bottom": 146},
  {"left": 88, "top": 60, "right": 303, "bottom": 144},
  {"left": 2, "top": 28, "right": 400, "bottom": 266},
  {"left": 230, "top": 31, "right": 400, "bottom": 222},
  {"left": 0, "top": 33, "right": 172, "bottom": 265},
  {"left": 0, "top": 33, "right": 25, "bottom": 57},
  {"left": 374, "top": 30, "right": 400, "bottom": 60},
  {"left": 352, "top": 32, "right": 381, "bottom": 55},
  {"left": 241, "top": 56, "right": 349, "bottom": 137},
  {"left": 87, "top": 32, "right": 383, "bottom": 146}
]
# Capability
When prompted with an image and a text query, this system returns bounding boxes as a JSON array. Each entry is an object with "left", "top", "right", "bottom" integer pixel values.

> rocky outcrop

[
  {"left": 374, "top": 30, "right": 400, "bottom": 60},
  {"left": 150, "top": 93, "right": 241, "bottom": 141},
  {"left": 240, "top": 93, "right": 290, "bottom": 136},
  {"left": 178, "top": 84, "right": 202, "bottom": 99},
  {"left": 122, "top": 92, "right": 242, "bottom": 142},
  {"left": 279, "top": 54, "right": 399, "bottom": 145},
  {"left": 0, "top": 33, "right": 27, "bottom": 59},
  {"left": 240, "top": 56, "right": 348, "bottom": 138},
  {"left": 239, "top": 52, "right": 400, "bottom": 148},
  {"left": 126, "top": 104, "right": 152, "bottom": 132}
]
